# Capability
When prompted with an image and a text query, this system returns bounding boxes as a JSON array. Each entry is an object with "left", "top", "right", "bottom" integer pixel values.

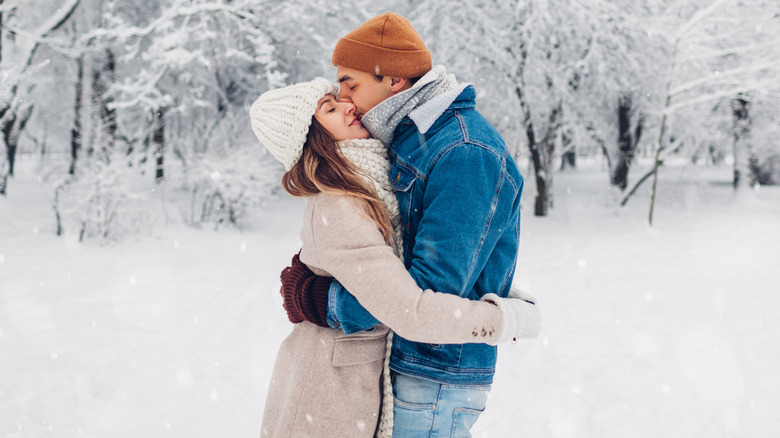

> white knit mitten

[{"left": 481, "top": 286, "right": 541, "bottom": 345}]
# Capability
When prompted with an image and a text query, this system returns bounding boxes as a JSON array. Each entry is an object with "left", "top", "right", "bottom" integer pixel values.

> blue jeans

[{"left": 392, "top": 372, "right": 490, "bottom": 438}]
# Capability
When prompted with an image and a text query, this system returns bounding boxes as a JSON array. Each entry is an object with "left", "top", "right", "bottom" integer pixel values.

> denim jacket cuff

[{"left": 326, "top": 280, "right": 342, "bottom": 330}]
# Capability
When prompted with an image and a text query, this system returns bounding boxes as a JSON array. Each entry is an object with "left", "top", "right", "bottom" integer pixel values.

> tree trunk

[
  {"left": 535, "top": 105, "right": 561, "bottom": 216},
  {"left": 1, "top": 103, "right": 35, "bottom": 179},
  {"left": 1, "top": 1, "right": 4, "bottom": 66},
  {"left": 560, "top": 150, "right": 576, "bottom": 170},
  {"left": 529, "top": 107, "right": 560, "bottom": 217},
  {"left": 152, "top": 108, "right": 165, "bottom": 182},
  {"left": 0, "top": 3, "right": 5, "bottom": 195},
  {"left": 612, "top": 96, "right": 633, "bottom": 189},
  {"left": 560, "top": 128, "right": 575, "bottom": 170},
  {"left": 2, "top": 112, "right": 17, "bottom": 177},
  {"left": 731, "top": 97, "right": 751, "bottom": 189},
  {"left": 516, "top": 84, "right": 557, "bottom": 217},
  {"left": 529, "top": 140, "right": 547, "bottom": 216},
  {"left": 91, "top": 50, "right": 117, "bottom": 162},
  {"left": 612, "top": 95, "right": 644, "bottom": 190},
  {"left": 70, "top": 56, "right": 85, "bottom": 175}
]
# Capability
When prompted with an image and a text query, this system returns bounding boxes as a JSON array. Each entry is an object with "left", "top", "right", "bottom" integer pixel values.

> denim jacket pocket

[
  {"left": 390, "top": 163, "right": 417, "bottom": 193},
  {"left": 331, "top": 333, "right": 387, "bottom": 367}
]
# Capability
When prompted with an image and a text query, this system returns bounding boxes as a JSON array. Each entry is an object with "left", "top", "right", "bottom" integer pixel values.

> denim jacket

[{"left": 326, "top": 85, "right": 523, "bottom": 385}]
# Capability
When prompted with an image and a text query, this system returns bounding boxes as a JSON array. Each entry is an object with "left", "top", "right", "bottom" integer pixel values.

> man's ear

[{"left": 388, "top": 77, "right": 409, "bottom": 93}]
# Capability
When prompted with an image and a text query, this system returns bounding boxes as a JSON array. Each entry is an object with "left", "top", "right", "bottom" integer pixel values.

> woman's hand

[
  {"left": 480, "top": 286, "right": 541, "bottom": 345},
  {"left": 279, "top": 252, "right": 332, "bottom": 327}
]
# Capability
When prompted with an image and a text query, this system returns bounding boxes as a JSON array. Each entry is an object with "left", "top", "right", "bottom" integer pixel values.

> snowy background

[
  {"left": 2, "top": 0, "right": 780, "bottom": 437},
  {"left": 2, "top": 156, "right": 779, "bottom": 437}
]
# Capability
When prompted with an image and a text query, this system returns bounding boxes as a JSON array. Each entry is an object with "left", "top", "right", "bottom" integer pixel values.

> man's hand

[{"left": 279, "top": 252, "right": 332, "bottom": 327}]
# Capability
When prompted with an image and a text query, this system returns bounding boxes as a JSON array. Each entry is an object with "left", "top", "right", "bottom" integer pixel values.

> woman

[{"left": 250, "top": 78, "right": 540, "bottom": 438}]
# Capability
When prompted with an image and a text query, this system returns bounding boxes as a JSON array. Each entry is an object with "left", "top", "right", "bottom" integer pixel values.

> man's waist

[{"left": 389, "top": 338, "right": 497, "bottom": 385}]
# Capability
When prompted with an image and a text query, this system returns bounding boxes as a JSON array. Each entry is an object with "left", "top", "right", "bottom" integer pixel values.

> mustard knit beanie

[
  {"left": 249, "top": 78, "right": 339, "bottom": 170},
  {"left": 332, "top": 12, "right": 432, "bottom": 78}
]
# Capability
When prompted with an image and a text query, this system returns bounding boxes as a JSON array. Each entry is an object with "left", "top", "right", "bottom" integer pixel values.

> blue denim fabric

[
  {"left": 391, "top": 372, "right": 489, "bottom": 438},
  {"left": 327, "top": 85, "right": 523, "bottom": 385}
]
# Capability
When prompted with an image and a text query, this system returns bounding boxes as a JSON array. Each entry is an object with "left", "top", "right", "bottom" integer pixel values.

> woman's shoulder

[
  {"left": 306, "top": 192, "right": 362, "bottom": 219},
  {"left": 300, "top": 192, "right": 387, "bottom": 270},
  {"left": 303, "top": 193, "right": 382, "bottom": 242}
]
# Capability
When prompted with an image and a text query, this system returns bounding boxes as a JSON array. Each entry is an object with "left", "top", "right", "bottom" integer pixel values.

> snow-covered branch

[
  {"left": 669, "top": 60, "right": 778, "bottom": 96},
  {"left": 684, "top": 37, "right": 780, "bottom": 61},
  {"left": 81, "top": 1, "right": 261, "bottom": 44},
  {"left": 676, "top": 0, "right": 734, "bottom": 39},
  {"left": 665, "top": 80, "right": 777, "bottom": 113},
  {"left": 0, "top": 0, "right": 21, "bottom": 13}
]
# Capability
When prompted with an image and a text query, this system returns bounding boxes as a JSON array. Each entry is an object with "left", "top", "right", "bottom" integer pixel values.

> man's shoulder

[
  {"left": 392, "top": 85, "right": 508, "bottom": 167},
  {"left": 429, "top": 108, "right": 508, "bottom": 157}
]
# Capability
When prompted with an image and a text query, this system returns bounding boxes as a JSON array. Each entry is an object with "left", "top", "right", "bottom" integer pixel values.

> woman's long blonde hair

[{"left": 281, "top": 118, "right": 395, "bottom": 245}]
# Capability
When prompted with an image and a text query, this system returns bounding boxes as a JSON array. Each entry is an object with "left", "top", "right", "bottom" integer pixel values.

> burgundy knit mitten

[{"left": 279, "top": 252, "right": 331, "bottom": 327}]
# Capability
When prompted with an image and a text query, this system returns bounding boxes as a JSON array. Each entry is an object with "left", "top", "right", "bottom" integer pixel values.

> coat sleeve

[{"left": 303, "top": 194, "right": 503, "bottom": 344}]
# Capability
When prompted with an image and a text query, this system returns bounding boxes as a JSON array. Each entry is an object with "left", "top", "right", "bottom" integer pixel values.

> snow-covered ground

[{"left": 1, "top": 157, "right": 778, "bottom": 437}]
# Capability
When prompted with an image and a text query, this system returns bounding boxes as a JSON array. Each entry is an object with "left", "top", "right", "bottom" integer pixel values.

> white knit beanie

[{"left": 249, "top": 78, "right": 340, "bottom": 170}]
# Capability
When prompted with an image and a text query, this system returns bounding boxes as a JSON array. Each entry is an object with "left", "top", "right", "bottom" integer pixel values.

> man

[{"left": 280, "top": 12, "right": 530, "bottom": 437}]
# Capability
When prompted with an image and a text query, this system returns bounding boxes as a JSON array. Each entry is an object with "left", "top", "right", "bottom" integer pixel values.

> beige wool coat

[{"left": 261, "top": 193, "right": 504, "bottom": 438}]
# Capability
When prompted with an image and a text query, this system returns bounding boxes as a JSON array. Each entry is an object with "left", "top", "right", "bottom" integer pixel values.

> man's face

[
  {"left": 313, "top": 94, "right": 370, "bottom": 141},
  {"left": 336, "top": 66, "right": 394, "bottom": 118}
]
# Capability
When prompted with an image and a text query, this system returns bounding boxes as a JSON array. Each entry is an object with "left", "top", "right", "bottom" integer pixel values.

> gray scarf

[{"left": 361, "top": 65, "right": 466, "bottom": 146}]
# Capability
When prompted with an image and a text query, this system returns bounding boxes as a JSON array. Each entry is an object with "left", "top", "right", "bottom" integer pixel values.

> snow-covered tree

[
  {"left": 48, "top": 0, "right": 384, "bottom": 238},
  {"left": 0, "top": 0, "right": 81, "bottom": 193},
  {"left": 410, "top": 0, "right": 663, "bottom": 216},
  {"left": 5, "top": 0, "right": 779, "bottom": 237},
  {"left": 621, "top": 0, "right": 780, "bottom": 224}
]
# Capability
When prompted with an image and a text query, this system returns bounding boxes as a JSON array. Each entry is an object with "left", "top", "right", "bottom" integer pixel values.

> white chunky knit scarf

[
  {"left": 337, "top": 138, "right": 403, "bottom": 251},
  {"left": 337, "top": 138, "right": 400, "bottom": 438}
]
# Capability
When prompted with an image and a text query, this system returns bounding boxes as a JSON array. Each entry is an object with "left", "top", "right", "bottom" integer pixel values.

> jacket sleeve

[
  {"left": 406, "top": 144, "right": 518, "bottom": 298},
  {"left": 305, "top": 195, "right": 503, "bottom": 344},
  {"left": 326, "top": 279, "right": 380, "bottom": 334}
]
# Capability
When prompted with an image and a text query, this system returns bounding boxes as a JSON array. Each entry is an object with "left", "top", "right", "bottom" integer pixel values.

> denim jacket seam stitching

[
  {"left": 465, "top": 170, "right": 504, "bottom": 290},
  {"left": 392, "top": 355, "right": 497, "bottom": 374},
  {"left": 393, "top": 157, "right": 425, "bottom": 180},
  {"left": 456, "top": 111, "right": 469, "bottom": 143}
]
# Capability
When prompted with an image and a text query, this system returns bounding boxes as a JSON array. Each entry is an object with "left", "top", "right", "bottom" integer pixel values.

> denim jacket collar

[
  {"left": 394, "top": 85, "right": 479, "bottom": 151},
  {"left": 409, "top": 82, "right": 470, "bottom": 134}
]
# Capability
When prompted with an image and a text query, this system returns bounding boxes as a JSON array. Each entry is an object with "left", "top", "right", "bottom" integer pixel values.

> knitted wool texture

[
  {"left": 249, "top": 78, "right": 339, "bottom": 170},
  {"left": 361, "top": 65, "right": 460, "bottom": 146},
  {"left": 332, "top": 12, "right": 431, "bottom": 78},
  {"left": 279, "top": 253, "right": 331, "bottom": 326},
  {"left": 337, "top": 138, "right": 400, "bottom": 438}
]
